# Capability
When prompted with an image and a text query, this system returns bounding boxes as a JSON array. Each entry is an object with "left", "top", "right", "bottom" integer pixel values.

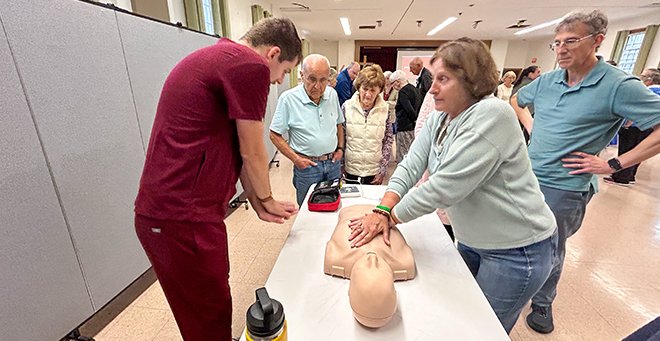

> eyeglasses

[
  {"left": 303, "top": 74, "right": 329, "bottom": 85},
  {"left": 549, "top": 34, "right": 594, "bottom": 51}
]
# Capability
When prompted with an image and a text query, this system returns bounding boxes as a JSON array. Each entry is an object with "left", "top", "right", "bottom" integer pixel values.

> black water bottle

[{"left": 245, "top": 287, "right": 287, "bottom": 341}]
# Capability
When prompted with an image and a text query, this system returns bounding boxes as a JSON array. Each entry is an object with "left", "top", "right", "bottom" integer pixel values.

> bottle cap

[{"left": 246, "top": 287, "right": 285, "bottom": 337}]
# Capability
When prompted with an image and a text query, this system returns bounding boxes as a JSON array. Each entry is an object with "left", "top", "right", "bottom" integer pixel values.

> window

[
  {"left": 202, "top": 0, "right": 215, "bottom": 34},
  {"left": 619, "top": 32, "right": 645, "bottom": 74}
]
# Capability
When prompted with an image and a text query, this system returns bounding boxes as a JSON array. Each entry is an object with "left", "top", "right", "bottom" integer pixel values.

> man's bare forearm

[
  {"left": 618, "top": 123, "right": 660, "bottom": 169},
  {"left": 270, "top": 130, "right": 301, "bottom": 163},
  {"left": 510, "top": 94, "right": 533, "bottom": 134},
  {"left": 237, "top": 120, "right": 271, "bottom": 199}
]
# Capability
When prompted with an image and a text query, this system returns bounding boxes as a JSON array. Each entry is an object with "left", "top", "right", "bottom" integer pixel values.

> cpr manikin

[{"left": 324, "top": 205, "right": 416, "bottom": 328}]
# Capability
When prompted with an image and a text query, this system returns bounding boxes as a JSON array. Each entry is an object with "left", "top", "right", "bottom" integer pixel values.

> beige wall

[
  {"left": 131, "top": 0, "right": 170, "bottom": 22},
  {"left": 309, "top": 39, "right": 339, "bottom": 67}
]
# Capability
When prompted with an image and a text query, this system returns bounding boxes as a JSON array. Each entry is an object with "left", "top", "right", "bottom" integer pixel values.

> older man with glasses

[
  {"left": 270, "top": 54, "right": 345, "bottom": 206},
  {"left": 336, "top": 61, "right": 361, "bottom": 106},
  {"left": 511, "top": 10, "right": 660, "bottom": 334}
]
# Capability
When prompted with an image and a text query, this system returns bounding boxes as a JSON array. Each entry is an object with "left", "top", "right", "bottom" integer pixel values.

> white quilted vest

[{"left": 345, "top": 92, "right": 389, "bottom": 176}]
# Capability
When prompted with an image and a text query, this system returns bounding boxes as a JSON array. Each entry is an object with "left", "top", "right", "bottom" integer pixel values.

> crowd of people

[{"left": 133, "top": 10, "right": 660, "bottom": 340}]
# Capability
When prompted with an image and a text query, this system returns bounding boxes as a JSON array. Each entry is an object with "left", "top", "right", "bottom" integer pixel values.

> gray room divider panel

[
  {"left": 0, "top": 0, "right": 150, "bottom": 310},
  {"left": 0, "top": 17, "right": 93, "bottom": 340},
  {"left": 115, "top": 11, "right": 218, "bottom": 150}
]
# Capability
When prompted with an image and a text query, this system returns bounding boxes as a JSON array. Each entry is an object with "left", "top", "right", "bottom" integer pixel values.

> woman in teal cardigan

[{"left": 347, "top": 38, "right": 558, "bottom": 334}]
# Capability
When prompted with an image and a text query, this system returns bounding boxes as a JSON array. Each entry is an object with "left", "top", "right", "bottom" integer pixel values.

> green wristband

[{"left": 376, "top": 205, "right": 391, "bottom": 213}]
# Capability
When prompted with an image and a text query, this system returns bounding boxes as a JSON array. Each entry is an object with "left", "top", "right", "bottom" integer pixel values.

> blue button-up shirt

[
  {"left": 270, "top": 85, "right": 344, "bottom": 156},
  {"left": 517, "top": 57, "right": 660, "bottom": 191}
]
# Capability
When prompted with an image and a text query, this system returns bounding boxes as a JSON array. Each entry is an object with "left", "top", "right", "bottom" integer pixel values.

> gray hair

[
  {"left": 556, "top": 10, "right": 608, "bottom": 37},
  {"left": 329, "top": 67, "right": 338, "bottom": 80},
  {"left": 383, "top": 70, "right": 392, "bottom": 79},
  {"left": 390, "top": 70, "right": 407, "bottom": 83},
  {"left": 644, "top": 68, "right": 660, "bottom": 85},
  {"left": 301, "top": 54, "right": 330, "bottom": 74}
]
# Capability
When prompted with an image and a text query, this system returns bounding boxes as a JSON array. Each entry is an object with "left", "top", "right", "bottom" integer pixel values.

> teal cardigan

[{"left": 389, "top": 97, "right": 556, "bottom": 249}]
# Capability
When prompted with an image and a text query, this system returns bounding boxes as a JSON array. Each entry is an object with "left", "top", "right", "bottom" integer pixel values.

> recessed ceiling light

[
  {"left": 340, "top": 17, "right": 351, "bottom": 35},
  {"left": 427, "top": 17, "right": 457, "bottom": 36},
  {"left": 514, "top": 15, "right": 567, "bottom": 35}
]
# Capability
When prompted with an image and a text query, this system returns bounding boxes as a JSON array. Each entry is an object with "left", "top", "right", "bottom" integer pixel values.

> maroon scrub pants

[{"left": 135, "top": 214, "right": 232, "bottom": 341}]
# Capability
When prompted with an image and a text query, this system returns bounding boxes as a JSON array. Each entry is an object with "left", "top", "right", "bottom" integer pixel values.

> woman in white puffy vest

[{"left": 341, "top": 64, "right": 394, "bottom": 185}]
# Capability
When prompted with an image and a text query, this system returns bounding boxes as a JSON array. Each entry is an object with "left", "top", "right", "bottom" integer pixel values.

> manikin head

[{"left": 348, "top": 252, "right": 397, "bottom": 328}]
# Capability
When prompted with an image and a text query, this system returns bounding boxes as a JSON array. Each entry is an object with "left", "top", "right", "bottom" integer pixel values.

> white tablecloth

[{"left": 241, "top": 185, "right": 510, "bottom": 340}]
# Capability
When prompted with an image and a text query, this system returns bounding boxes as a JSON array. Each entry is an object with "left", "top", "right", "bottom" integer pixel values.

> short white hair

[
  {"left": 383, "top": 70, "right": 392, "bottom": 79},
  {"left": 390, "top": 70, "right": 407, "bottom": 83},
  {"left": 301, "top": 54, "right": 330, "bottom": 73}
]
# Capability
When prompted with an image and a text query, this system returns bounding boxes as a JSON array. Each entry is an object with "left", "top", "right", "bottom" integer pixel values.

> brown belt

[{"left": 296, "top": 152, "right": 334, "bottom": 161}]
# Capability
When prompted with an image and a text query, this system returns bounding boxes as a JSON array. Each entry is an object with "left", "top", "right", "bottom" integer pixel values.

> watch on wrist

[
  {"left": 336, "top": 146, "right": 344, "bottom": 152},
  {"left": 607, "top": 157, "right": 622, "bottom": 172}
]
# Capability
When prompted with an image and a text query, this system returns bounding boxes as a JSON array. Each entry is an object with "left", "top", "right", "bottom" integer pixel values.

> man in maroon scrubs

[{"left": 134, "top": 18, "right": 301, "bottom": 340}]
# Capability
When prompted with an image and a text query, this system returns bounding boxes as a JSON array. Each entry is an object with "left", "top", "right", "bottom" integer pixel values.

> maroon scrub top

[{"left": 135, "top": 39, "right": 270, "bottom": 223}]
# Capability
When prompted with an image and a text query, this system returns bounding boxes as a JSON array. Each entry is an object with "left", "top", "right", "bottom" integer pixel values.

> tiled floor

[{"left": 94, "top": 146, "right": 660, "bottom": 340}]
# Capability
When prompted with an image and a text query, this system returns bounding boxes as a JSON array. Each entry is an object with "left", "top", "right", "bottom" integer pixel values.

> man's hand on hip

[
  {"left": 562, "top": 151, "right": 612, "bottom": 175},
  {"left": 294, "top": 157, "right": 317, "bottom": 170},
  {"left": 332, "top": 149, "right": 343, "bottom": 162}
]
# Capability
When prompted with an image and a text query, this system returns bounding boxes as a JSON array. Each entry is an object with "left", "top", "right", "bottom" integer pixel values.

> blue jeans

[
  {"left": 292, "top": 159, "right": 341, "bottom": 206},
  {"left": 458, "top": 234, "right": 557, "bottom": 334},
  {"left": 531, "top": 185, "right": 594, "bottom": 308}
]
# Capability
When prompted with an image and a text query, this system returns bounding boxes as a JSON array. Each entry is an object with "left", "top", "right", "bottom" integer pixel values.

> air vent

[
  {"left": 280, "top": 2, "right": 310, "bottom": 12},
  {"left": 506, "top": 19, "right": 530, "bottom": 29},
  {"left": 359, "top": 25, "right": 376, "bottom": 29}
]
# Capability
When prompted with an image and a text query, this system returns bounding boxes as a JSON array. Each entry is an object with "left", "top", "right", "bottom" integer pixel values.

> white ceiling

[{"left": 271, "top": 0, "right": 660, "bottom": 41}]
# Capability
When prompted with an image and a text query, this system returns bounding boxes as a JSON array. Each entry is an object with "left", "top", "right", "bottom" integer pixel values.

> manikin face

[
  {"left": 428, "top": 58, "right": 474, "bottom": 118},
  {"left": 554, "top": 23, "right": 599, "bottom": 71},
  {"left": 301, "top": 60, "right": 330, "bottom": 103},
  {"left": 359, "top": 85, "right": 380, "bottom": 108}
]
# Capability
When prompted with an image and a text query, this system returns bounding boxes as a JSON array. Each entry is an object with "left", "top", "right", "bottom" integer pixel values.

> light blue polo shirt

[
  {"left": 270, "top": 85, "right": 344, "bottom": 156},
  {"left": 517, "top": 57, "right": 660, "bottom": 192}
]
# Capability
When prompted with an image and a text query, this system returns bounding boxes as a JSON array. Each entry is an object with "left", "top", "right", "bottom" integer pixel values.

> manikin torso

[{"left": 324, "top": 205, "right": 416, "bottom": 327}]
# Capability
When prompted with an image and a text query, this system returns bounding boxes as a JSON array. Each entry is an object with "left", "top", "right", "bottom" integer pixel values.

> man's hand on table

[{"left": 348, "top": 213, "right": 390, "bottom": 248}]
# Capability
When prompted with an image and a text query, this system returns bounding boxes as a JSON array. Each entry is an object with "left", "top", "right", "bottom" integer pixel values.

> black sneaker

[
  {"left": 603, "top": 177, "right": 630, "bottom": 187},
  {"left": 526, "top": 304, "right": 554, "bottom": 333}
]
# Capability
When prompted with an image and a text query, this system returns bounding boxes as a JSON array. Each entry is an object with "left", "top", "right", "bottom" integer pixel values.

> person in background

[
  {"left": 270, "top": 54, "right": 345, "bottom": 206},
  {"left": 414, "top": 91, "right": 454, "bottom": 241},
  {"left": 383, "top": 70, "right": 399, "bottom": 120},
  {"left": 496, "top": 71, "right": 516, "bottom": 101},
  {"left": 511, "top": 65, "right": 542, "bottom": 143},
  {"left": 342, "top": 64, "right": 393, "bottom": 185},
  {"left": 511, "top": 10, "right": 660, "bottom": 334},
  {"left": 134, "top": 18, "right": 301, "bottom": 340},
  {"left": 390, "top": 70, "right": 422, "bottom": 163},
  {"left": 348, "top": 38, "right": 557, "bottom": 334},
  {"left": 336, "top": 61, "right": 361, "bottom": 105},
  {"left": 409, "top": 56, "right": 433, "bottom": 98},
  {"left": 604, "top": 67, "right": 660, "bottom": 186},
  {"left": 328, "top": 67, "right": 338, "bottom": 88}
]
